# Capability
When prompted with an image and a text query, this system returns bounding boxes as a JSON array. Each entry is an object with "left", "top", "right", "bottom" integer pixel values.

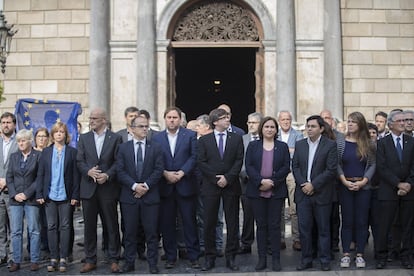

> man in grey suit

[
  {"left": 0, "top": 112, "right": 18, "bottom": 266},
  {"left": 238, "top": 112, "right": 262, "bottom": 254},
  {"left": 77, "top": 108, "right": 123, "bottom": 273},
  {"left": 117, "top": 106, "right": 139, "bottom": 143},
  {"left": 292, "top": 115, "right": 337, "bottom": 271},
  {"left": 277, "top": 110, "right": 303, "bottom": 251}
]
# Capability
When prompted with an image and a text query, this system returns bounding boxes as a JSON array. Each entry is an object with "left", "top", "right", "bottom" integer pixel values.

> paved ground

[{"left": 0, "top": 205, "right": 412, "bottom": 275}]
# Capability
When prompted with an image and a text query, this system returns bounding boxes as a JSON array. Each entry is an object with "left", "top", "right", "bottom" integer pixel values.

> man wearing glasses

[
  {"left": 76, "top": 108, "right": 122, "bottom": 273},
  {"left": 117, "top": 115, "right": 163, "bottom": 274}
]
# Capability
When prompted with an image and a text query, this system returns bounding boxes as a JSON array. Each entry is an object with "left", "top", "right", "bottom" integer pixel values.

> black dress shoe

[
  {"left": 226, "top": 258, "right": 239, "bottom": 271},
  {"left": 321, "top": 262, "right": 331, "bottom": 271},
  {"left": 164, "top": 260, "right": 175, "bottom": 269},
  {"left": 402, "top": 260, "right": 413, "bottom": 269},
  {"left": 149, "top": 266, "right": 159, "bottom": 274},
  {"left": 237, "top": 246, "right": 252, "bottom": 254},
  {"left": 120, "top": 263, "right": 134, "bottom": 273},
  {"left": 272, "top": 261, "right": 281, "bottom": 271},
  {"left": 255, "top": 258, "right": 266, "bottom": 271},
  {"left": 376, "top": 260, "right": 386, "bottom": 269},
  {"left": 201, "top": 259, "right": 215, "bottom": 271},
  {"left": 296, "top": 262, "right": 312, "bottom": 271}
]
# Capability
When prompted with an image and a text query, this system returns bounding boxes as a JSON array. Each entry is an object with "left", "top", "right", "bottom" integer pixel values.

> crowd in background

[{"left": 0, "top": 105, "right": 413, "bottom": 273}]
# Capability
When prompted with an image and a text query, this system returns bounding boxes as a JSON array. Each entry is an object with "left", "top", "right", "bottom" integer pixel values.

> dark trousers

[
  {"left": 82, "top": 192, "right": 120, "bottom": 264},
  {"left": 297, "top": 197, "right": 332, "bottom": 265},
  {"left": 159, "top": 193, "right": 200, "bottom": 262},
  {"left": 240, "top": 194, "right": 254, "bottom": 248},
  {"left": 121, "top": 201, "right": 159, "bottom": 266},
  {"left": 45, "top": 200, "right": 72, "bottom": 259},
  {"left": 338, "top": 186, "right": 371, "bottom": 254},
  {"left": 376, "top": 200, "right": 414, "bottom": 261},
  {"left": 203, "top": 193, "right": 239, "bottom": 260},
  {"left": 251, "top": 197, "right": 283, "bottom": 260},
  {"left": 368, "top": 188, "right": 380, "bottom": 253}
]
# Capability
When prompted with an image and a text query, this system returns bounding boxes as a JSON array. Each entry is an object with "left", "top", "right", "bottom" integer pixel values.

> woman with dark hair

[
  {"left": 245, "top": 116, "right": 290, "bottom": 271},
  {"left": 36, "top": 122, "right": 80, "bottom": 272},
  {"left": 337, "top": 111, "right": 376, "bottom": 268}
]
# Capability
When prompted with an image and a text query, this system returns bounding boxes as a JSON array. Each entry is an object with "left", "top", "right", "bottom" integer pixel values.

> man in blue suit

[
  {"left": 153, "top": 107, "right": 200, "bottom": 269},
  {"left": 292, "top": 115, "right": 337, "bottom": 271},
  {"left": 116, "top": 115, "right": 164, "bottom": 274}
]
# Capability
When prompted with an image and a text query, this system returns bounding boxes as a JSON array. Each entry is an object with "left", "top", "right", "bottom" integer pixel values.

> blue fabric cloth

[
  {"left": 342, "top": 141, "right": 366, "bottom": 178},
  {"left": 48, "top": 146, "right": 67, "bottom": 201},
  {"left": 10, "top": 204, "right": 40, "bottom": 263}
]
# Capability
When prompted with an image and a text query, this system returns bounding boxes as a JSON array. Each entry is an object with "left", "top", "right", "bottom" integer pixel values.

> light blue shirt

[{"left": 48, "top": 145, "right": 67, "bottom": 201}]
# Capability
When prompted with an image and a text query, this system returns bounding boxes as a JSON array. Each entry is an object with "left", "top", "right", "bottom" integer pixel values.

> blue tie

[
  {"left": 218, "top": 133, "right": 224, "bottom": 159},
  {"left": 136, "top": 142, "right": 143, "bottom": 179},
  {"left": 396, "top": 137, "right": 403, "bottom": 162}
]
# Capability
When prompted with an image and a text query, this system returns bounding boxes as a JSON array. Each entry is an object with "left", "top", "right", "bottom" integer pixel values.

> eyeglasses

[
  {"left": 217, "top": 115, "right": 230, "bottom": 121},
  {"left": 89, "top": 117, "right": 103, "bottom": 121},
  {"left": 247, "top": 121, "right": 260, "bottom": 124},
  {"left": 393, "top": 119, "right": 405, "bottom": 123},
  {"left": 131, "top": 125, "right": 149, "bottom": 129},
  {"left": 405, "top": 118, "right": 414, "bottom": 122}
]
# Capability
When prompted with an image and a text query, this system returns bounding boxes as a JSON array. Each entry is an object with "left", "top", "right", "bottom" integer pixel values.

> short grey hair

[
  {"left": 387, "top": 109, "right": 404, "bottom": 126},
  {"left": 247, "top": 112, "right": 263, "bottom": 122},
  {"left": 196, "top": 114, "right": 210, "bottom": 126},
  {"left": 277, "top": 110, "right": 293, "bottom": 120},
  {"left": 16, "top": 129, "right": 34, "bottom": 142}
]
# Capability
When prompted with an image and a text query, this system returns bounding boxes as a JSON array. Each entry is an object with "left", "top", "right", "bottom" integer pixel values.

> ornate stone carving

[{"left": 173, "top": 1, "right": 259, "bottom": 42}]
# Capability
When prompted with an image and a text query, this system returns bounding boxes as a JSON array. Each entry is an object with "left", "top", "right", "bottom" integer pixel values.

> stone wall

[
  {"left": 2, "top": 0, "right": 90, "bottom": 124},
  {"left": 341, "top": 0, "right": 414, "bottom": 121}
]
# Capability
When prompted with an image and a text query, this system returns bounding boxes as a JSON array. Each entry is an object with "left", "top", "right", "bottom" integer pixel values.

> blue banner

[{"left": 15, "top": 98, "right": 82, "bottom": 148}]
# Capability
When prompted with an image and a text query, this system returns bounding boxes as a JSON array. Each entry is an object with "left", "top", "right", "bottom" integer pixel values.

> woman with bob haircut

[{"left": 36, "top": 122, "right": 80, "bottom": 272}]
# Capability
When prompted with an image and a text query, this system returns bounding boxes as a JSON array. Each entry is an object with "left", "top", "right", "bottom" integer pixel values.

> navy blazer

[
  {"left": 36, "top": 145, "right": 80, "bottom": 201},
  {"left": 116, "top": 139, "right": 164, "bottom": 205},
  {"left": 377, "top": 133, "right": 414, "bottom": 201},
  {"left": 76, "top": 130, "right": 122, "bottom": 200},
  {"left": 152, "top": 127, "right": 198, "bottom": 197},
  {"left": 197, "top": 131, "right": 244, "bottom": 196},
  {"left": 6, "top": 149, "right": 41, "bottom": 205},
  {"left": 245, "top": 140, "right": 290, "bottom": 199},
  {"left": 292, "top": 136, "right": 338, "bottom": 205}
]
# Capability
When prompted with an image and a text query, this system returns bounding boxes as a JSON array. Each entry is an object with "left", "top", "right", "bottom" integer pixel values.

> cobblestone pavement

[{"left": 0, "top": 205, "right": 411, "bottom": 275}]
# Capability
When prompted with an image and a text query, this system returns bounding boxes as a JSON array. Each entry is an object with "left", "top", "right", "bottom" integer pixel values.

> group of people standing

[{"left": 0, "top": 105, "right": 413, "bottom": 274}]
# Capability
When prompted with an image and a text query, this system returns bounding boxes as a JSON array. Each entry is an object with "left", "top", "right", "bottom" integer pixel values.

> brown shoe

[
  {"left": 9, "top": 262, "right": 20, "bottom": 272},
  {"left": 30, "top": 263, "right": 40, "bottom": 271},
  {"left": 110, "top": 262, "right": 120, "bottom": 273},
  {"left": 292, "top": 240, "right": 302, "bottom": 251},
  {"left": 80, "top": 262, "right": 97, "bottom": 273}
]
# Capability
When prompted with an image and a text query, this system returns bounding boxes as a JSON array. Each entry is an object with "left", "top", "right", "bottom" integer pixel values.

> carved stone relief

[{"left": 172, "top": 1, "right": 259, "bottom": 42}]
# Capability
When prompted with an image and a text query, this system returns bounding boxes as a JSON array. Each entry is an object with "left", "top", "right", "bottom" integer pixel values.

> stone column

[
  {"left": 136, "top": 0, "right": 157, "bottom": 120},
  {"left": 324, "top": 0, "right": 343, "bottom": 119},
  {"left": 89, "top": 0, "right": 110, "bottom": 113},
  {"left": 276, "top": 0, "right": 297, "bottom": 120}
]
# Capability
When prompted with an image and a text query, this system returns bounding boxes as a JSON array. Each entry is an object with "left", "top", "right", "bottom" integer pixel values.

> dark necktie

[
  {"left": 396, "top": 137, "right": 403, "bottom": 162},
  {"left": 218, "top": 133, "right": 224, "bottom": 159},
  {"left": 252, "top": 135, "right": 259, "bottom": 141},
  {"left": 136, "top": 142, "right": 143, "bottom": 179}
]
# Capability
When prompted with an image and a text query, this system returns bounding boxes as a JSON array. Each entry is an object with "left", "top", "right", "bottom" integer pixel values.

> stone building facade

[{"left": 1, "top": 0, "right": 413, "bottom": 130}]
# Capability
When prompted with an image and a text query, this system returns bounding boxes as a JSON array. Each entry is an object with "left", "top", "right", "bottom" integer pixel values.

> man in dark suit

[
  {"left": 117, "top": 106, "right": 139, "bottom": 143},
  {"left": 138, "top": 109, "right": 159, "bottom": 141},
  {"left": 153, "top": 107, "right": 200, "bottom": 269},
  {"left": 0, "top": 112, "right": 18, "bottom": 265},
  {"left": 116, "top": 115, "right": 164, "bottom": 274},
  {"left": 292, "top": 115, "right": 337, "bottom": 271},
  {"left": 375, "top": 109, "right": 414, "bottom": 269},
  {"left": 218, "top": 104, "right": 246, "bottom": 135},
  {"left": 76, "top": 108, "right": 122, "bottom": 273},
  {"left": 197, "top": 108, "right": 244, "bottom": 271}
]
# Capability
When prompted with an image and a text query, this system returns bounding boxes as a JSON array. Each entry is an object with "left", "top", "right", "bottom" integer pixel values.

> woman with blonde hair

[
  {"left": 337, "top": 111, "right": 376, "bottom": 269},
  {"left": 36, "top": 122, "right": 80, "bottom": 272}
]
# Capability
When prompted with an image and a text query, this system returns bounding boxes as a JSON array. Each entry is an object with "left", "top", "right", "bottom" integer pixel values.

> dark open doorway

[{"left": 174, "top": 48, "right": 256, "bottom": 131}]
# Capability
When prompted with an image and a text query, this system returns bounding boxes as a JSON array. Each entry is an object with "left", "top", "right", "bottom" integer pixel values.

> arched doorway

[{"left": 167, "top": 0, "right": 264, "bottom": 130}]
